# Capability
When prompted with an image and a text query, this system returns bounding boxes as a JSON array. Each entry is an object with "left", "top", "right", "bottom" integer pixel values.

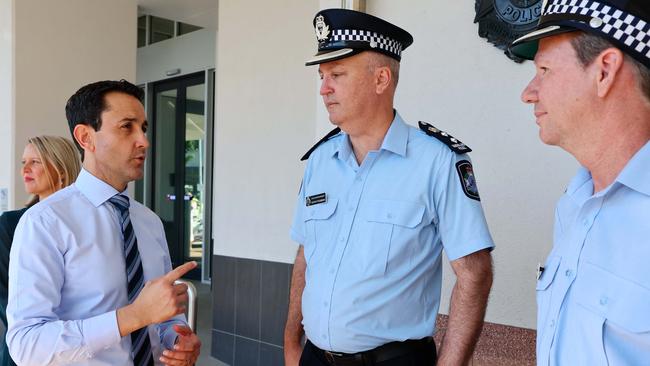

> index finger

[{"left": 164, "top": 261, "right": 197, "bottom": 282}]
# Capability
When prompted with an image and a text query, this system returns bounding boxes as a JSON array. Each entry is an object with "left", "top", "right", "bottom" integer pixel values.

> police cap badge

[{"left": 306, "top": 9, "right": 414, "bottom": 66}]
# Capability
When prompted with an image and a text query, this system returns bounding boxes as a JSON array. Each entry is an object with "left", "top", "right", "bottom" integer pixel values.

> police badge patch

[{"left": 456, "top": 160, "right": 480, "bottom": 201}]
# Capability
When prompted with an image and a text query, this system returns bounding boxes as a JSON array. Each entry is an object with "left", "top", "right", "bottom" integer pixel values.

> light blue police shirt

[
  {"left": 536, "top": 140, "right": 650, "bottom": 365},
  {"left": 290, "top": 112, "right": 494, "bottom": 353}
]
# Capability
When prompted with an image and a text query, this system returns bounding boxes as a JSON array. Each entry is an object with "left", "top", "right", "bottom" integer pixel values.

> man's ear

[
  {"left": 73, "top": 124, "right": 95, "bottom": 154},
  {"left": 375, "top": 66, "right": 392, "bottom": 95},
  {"left": 595, "top": 47, "right": 624, "bottom": 98}
]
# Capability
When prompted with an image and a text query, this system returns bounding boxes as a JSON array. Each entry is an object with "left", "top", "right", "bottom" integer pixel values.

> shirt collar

[
  {"left": 565, "top": 166, "right": 593, "bottom": 204},
  {"left": 616, "top": 139, "right": 650, "bottom": 196},
  {"left": 75, "top": 168, "right": 123, "bottom": 208},
  {"left": 567, "top": 139, "right": 650, "bottom": 202},
  {"left": 333, "top": 111, "right": 409, "bottom": 161}
]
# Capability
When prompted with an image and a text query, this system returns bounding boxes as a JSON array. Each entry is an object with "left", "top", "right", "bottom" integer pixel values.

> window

[
  {"left": 177, "top": 22, "right": 202, "bottom": 36},
  {"left": 149, "top": 16, "right": 174, "bottom": 44}
]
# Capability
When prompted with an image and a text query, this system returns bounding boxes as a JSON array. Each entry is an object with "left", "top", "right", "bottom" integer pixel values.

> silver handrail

[{"left": 175, "top": 279, "right": 198, "bottom": 332}]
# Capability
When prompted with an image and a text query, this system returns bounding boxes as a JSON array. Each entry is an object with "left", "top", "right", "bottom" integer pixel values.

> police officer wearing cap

[
  {"left": 510, "top": 1, "right": 650, "bottom": 365},
  {"left": 284, "top": 9, "right": 495, "bottom": 366}
]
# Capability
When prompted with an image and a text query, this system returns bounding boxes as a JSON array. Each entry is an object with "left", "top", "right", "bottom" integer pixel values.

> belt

[{"left": 310, "top": 337, "right": 434, "bottom": 365}]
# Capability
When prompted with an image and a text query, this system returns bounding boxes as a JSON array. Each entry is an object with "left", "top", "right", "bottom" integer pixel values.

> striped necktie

[{"left": 109, "top": 194, "right": 154, "bottom": 366}]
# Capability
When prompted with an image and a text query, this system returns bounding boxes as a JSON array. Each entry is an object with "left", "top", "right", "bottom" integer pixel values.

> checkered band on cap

[
  {"left": 544, "top": 0, "right": 650, "bottom": 60},
  {"left": 331, "top": 29, "right": 403, "bottom": 57}
]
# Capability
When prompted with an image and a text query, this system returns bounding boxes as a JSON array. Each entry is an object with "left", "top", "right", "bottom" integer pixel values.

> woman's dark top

[{"left": 0, "top": 208, "right": 27, "bottom": 366}]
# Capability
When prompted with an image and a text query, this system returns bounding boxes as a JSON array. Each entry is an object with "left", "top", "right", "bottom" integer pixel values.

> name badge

[{"left": 306, "top": 193, "right": 327, "bottom": 206}]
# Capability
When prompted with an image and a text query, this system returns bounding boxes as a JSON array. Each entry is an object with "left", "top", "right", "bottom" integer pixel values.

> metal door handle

[{"left": 174, "top": 279, "right": 198, "bottom": 332}]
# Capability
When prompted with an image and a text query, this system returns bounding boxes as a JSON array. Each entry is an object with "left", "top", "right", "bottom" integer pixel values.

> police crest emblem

[
  {"left": 456, "top": 160, "right": 480, "bottom": 201},
  {"left": 314, "top": 15, "right": 330, "bottom": 42},
  {"left": 474, "top": 0, "right": 544, "bottom": 62}
]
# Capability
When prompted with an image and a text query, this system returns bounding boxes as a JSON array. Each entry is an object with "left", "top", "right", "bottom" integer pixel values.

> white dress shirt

[{"left": 7, "top": 169, "right": 185, "bottom": 365}]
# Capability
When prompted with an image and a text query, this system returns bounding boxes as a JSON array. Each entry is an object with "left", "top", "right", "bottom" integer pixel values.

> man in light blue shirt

[
  {"left": 284, "top": 9, "right": 495, "bottom": 366},
  {"left": 7, "top": 80, "right": 200, "bottom": 365},
  {"left": 510, "top": 0, "right": 650, "bottom": 364}
]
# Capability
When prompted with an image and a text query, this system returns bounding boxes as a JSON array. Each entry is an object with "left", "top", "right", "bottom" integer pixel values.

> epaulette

[
  {"left": 300, "top": 127, "right": 341, "bottom": 161},
  {"left": 418, "top": 121, "right": 472, "bottom": 154}
]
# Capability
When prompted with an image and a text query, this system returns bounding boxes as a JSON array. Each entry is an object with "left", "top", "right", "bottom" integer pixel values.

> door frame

[{"left": 148, "top": 71, "right": 212, "bottom": 281}]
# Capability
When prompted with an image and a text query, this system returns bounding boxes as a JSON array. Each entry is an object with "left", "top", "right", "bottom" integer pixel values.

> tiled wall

[{"left": 211, "top": 255, "right": 291, "bottom": 366}]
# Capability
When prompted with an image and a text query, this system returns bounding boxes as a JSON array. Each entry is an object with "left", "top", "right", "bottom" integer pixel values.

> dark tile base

[{"left": 211, "top": 255, "right": 291, "bottom": 366}]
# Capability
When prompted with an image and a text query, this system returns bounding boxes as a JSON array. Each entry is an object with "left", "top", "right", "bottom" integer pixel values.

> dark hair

[
  {"left": 65, "top": 79, "right": 144, "bottom": 159},
  {"left": 570, "top": 32, "right": 650, "bottom": 102}
]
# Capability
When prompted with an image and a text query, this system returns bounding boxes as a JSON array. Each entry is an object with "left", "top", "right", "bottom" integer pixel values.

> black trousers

[{"left": 299, "top": 340, "right": 437, "bottom": 366}]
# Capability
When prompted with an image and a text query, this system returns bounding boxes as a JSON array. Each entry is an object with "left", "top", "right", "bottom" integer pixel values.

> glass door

[{"left": 152, "top": 73, "right": 206, "bottom": 279}]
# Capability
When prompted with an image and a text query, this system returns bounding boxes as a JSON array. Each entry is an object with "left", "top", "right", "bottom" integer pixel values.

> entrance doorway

[{"left": 150, "top": 72, "right": 210, "bottom": 280}]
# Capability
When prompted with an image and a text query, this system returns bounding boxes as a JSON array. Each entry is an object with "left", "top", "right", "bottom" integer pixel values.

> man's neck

[
  {"left": 346, "top": 108, "right": 394, "bottom": 165},
  {"left": 572, "top": 115, "right": 650, "bottom": 193},
  {"left": 82, "top": 161, "right": 128, "bottom": 192}
]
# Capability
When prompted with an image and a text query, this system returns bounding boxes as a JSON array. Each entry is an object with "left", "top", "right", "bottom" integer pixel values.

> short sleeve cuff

[
  {"left": 446, "top": 240, "right": 495, "bottom": 262},
  {"left": 82, "top": 310, "right": 121, "bottom": 355},
  {"left": 290, "top": 227, "right": 305, "bottom": 245}
]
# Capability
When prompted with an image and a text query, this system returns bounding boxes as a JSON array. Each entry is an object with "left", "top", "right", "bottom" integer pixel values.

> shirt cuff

[
  {"left": 160, "top": 320, "right": 185, "bottom": 349},
  {"left": 290, "top": 228, "right": 305, "bottom": 245},
  {"left": 81, "top": 310, "right": 121, "bottom": 356},
  {"left": 446, "top": 240, "right": 495, "bottom": 262}
]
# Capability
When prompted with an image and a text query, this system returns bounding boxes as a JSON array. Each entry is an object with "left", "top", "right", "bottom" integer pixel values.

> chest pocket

[
  {"left": 536, "top": 255, "right": 561, "bottom": 332},
  {"left": 303, "top": 199, "right": 338, "bottom": 266},
  {"left": 359, "top": 200, "right": 425, "bottom": 278},
  {"left": 574, "top": 262, "right": 650, "bottom": 333}
]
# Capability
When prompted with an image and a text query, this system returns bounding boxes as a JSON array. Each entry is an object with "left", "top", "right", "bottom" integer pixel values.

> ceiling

[{"left": 137, "top": 0, "right": 218, "bottom": 29}]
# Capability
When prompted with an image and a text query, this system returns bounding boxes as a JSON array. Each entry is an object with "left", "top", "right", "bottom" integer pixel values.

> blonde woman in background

[{"left": 0, "top": 136, "right": 80, "bottom": 366}]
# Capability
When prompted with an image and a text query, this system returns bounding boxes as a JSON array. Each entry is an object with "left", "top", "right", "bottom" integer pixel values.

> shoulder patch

[
  {"left": 456, "top": 160, "right": 480, "bottom": 201},
  {"left": 418, "top": 121, "right": 472, "bottom": 154},
  {"left": 300, "top": 127, "right": 341, "bottom": 161}
]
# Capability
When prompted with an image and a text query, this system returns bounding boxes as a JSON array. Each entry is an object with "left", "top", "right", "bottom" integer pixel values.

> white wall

[
  {"left": 10, "top": 0, "right": 137, "bottom": 207},
  {"left": 212, "top": 0, "right": 319, "bottom": 263},
  {"left": 136, "top": 28, "right": 216, "bottom": 85},
  {"left": 213, "top": 1, "right": 578, "bottom": 329},
  {"left": 0, "top": 0, "right": 14, "bottom": 211}
]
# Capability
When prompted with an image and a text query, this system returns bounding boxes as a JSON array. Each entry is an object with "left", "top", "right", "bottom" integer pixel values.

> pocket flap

[
  {"left": 536, "top": 255, "right": 561, "bottom": 291},
  {"left": 304, "top": 199, "right": 338, "bottom": 221},
  {"left": 365, "top": 200, "right": 425, "bottom": 228},
  {"left": 575, "top": 262, "right": 650, "bottom": 332}
]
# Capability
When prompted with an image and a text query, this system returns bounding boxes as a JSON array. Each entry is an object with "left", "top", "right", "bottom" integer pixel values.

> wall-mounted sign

[{"left": 474, "top": 0, "right": 543, "bottom": 62}]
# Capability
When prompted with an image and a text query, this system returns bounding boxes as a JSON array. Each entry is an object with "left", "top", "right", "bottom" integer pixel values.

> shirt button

[
  {"left": 356, "top": 177, "right": 362, "bottom": 182},
  {"left": 582, "top": 219, "right": 590, "bottom": 227},
  {"left": 340, "top": 237, "right": 345, "bottom": 242},
  {"left": 600, "top": 297, "right": 608, "bottom": 306},
  {"left": 565, "top": 269, "right": 573, "bottom": 277},
  {"left": 323, "top": 301, "right": 328, "bottom": 307},
  {"left": 348, "top": 206, "right": 354, "bottom": 212},
  {"left": 329, "top": 268, "right": 335, "bottom": 274},
  {"left": 550, "top": 320, "right": 555, "bottom": 328},
  {"left": 386, "top": 213, "right": 393, "bottom": 219},
  {"left": 322, "top": 334, "right": 327, "bottom": 339}
]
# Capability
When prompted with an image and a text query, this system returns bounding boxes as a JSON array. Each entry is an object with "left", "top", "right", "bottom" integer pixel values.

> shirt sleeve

[
  {"left": 6, "top": 211, "right": 121, "bottom": 365},
  {"left": 432, "top": 151, "right": 495, "bottom": 261},
  {"left": 290, "top": 160, "right": 313, "bottom": 245}
]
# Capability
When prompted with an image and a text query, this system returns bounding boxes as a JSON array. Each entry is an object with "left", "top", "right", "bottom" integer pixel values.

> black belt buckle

[
  {"left": 323, "top": 350, "right": 344, "bottom": 364},
  {"left": 322, "top": 350, "right": 364, "bottom": 366}
]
